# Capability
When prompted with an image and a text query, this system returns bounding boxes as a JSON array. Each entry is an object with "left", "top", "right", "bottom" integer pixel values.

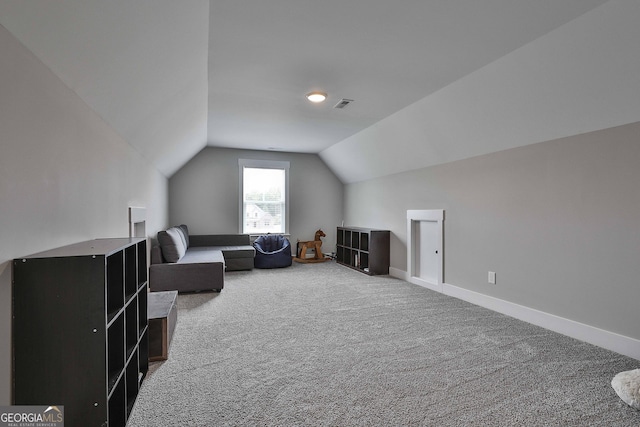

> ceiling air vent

[{"left": 333, "top": 98, "right": 354, "bottom": 109}]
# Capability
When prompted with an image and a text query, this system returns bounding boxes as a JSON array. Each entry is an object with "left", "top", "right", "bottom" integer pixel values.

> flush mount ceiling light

[{"left": 306, "top": 92, "right": 327, "bottom": 103}]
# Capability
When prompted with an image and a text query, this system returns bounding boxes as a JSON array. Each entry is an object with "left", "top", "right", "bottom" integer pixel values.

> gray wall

[
  {"left": 169, "top": 147, "right": 343, "bottom": 253},
  {"left": 344, "top": 122, "right": 640, "bottom": 341},
  {"left": 0, "top": 24, "right": 169, "bottom": 403}
]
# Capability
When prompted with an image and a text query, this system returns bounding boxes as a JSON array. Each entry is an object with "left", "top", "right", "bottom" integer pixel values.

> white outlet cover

[{"left": 488, "top": 271, "right": 496, "bottom": 284}]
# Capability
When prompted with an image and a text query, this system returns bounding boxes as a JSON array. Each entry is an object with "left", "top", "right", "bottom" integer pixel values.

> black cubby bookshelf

[
  {"left": 336, "top": 227, "right": 390, "bottom": 275},
  {"left": 13, "top": 237, "right": 149, "bottom": 427}
]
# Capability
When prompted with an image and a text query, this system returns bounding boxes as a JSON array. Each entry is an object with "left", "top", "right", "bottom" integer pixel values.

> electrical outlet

[{"left": 488, "top": 271, "right": 496, "bottom": 284}]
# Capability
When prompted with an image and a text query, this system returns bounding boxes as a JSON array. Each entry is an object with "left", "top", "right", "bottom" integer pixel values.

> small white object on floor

[{"left": 612, "top": 369, "right": 640, "bottom": 410}]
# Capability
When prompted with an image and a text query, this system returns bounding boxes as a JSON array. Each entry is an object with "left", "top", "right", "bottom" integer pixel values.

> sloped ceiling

[
  {"left": 2, "top": 0, "right": 639, "bottom": 183},
  {"left": 0, "top": 0, "right": 209, "bottom": 177},
  {"left": 321, "top": 0, "right": 640, "bottom": 182}
]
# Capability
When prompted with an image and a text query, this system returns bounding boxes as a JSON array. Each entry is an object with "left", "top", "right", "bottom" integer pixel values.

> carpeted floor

[{"left": 128, "top": 261, "right": 640, "bottom": 426}]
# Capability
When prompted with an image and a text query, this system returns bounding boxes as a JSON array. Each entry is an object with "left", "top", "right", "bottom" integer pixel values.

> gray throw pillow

[
  {"left": 157, "top": 227, "right": 186, "bottom": 262},
  {"left": 174, "top": 225, "right": 187, "bottom": 250},
  {"left": 178, "top": 224, "right": 190, "bottom": 248}
]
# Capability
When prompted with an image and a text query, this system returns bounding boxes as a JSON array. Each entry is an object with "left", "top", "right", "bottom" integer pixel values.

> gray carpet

[{"left": 128, "top": 262, "right": 640, "bottom": 426}]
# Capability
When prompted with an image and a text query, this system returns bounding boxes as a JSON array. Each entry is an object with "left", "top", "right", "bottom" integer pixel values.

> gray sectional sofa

[{"left": 150, "top": 224, "right": 255, "bottom": 293}]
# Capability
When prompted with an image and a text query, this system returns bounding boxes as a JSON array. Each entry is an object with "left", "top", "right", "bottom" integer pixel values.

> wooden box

[{"left": 148, "top": 290, "right": 178, "bottom": 361}]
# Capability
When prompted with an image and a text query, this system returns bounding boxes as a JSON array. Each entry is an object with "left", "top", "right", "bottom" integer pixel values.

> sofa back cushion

[
  {"left": 177, "top": 224, "right": 190, "bottom": 248},
  {"left": 189, "top": 234, "right": 250, "bottom": 247},
  {"left": 158, "top": 227, "right": 187, "bottom": 262}
]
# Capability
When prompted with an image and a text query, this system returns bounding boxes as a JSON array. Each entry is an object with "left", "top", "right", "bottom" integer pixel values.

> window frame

[{"left": 238, "top": 158, "right": 290, "bottom": 235}]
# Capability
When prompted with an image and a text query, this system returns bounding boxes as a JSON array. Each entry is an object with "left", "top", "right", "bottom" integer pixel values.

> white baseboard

[
  {"left": 388, "top": 267, "right": 407, "bottom": 281},
  {"left": 442, "top": 283, "right": 640, "bottom": 361},
  {"left": 389, "top": 268, "right": 443, "bottom": 292},
  {"left": 388, "top": 268, "right": 640, "bottom": 360}
]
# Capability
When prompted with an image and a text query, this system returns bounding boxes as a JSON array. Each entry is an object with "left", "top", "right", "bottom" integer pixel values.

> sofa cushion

[
  {"left": 177, "top": 246, "right": 225, "bottom": 264},
  {"left": 158, "top": 227, "right": 186, "bottom": 262},
  {"left": 177, "top": 224, "right": 190, "bottom": 248},
  {"left": 215, "top": 245, "right": 256, "bottom": 259},
  {"left": 170, "top": 224, "right": 188, "bottom": 250},
  {"left": 189, "top": 234, "right": 251, "bottom": 247}
]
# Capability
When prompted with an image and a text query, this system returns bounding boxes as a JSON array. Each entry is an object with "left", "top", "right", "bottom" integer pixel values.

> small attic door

[{"left": 407, "top": 209, "right": 444, "bottom": 292}]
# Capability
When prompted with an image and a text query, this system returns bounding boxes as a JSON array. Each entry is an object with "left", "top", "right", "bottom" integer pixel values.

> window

[{"left": 239, "top": 159, "right": 289, "bottom": 234}]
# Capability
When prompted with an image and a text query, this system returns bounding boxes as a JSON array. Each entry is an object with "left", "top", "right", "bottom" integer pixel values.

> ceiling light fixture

[{"left": 306, "top": 92, "right": 327, "bottom": 103}]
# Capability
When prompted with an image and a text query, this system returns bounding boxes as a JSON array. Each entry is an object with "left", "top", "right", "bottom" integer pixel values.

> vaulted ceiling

[{"left": 1, "top": 0, "right": 639, "bottom": 183}]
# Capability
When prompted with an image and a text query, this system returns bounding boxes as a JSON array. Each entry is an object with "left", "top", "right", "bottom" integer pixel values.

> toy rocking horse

[{"left": 295, "top": 229, "right": 329, "bottom": 263}]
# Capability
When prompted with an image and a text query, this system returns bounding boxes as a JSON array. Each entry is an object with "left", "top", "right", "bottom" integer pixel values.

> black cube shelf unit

[
  {"left": 336, "top": 226, "right": 390, "bottom": 275},
  {"left": 12, "top": 237, "right": 149, "bottom": 427}
]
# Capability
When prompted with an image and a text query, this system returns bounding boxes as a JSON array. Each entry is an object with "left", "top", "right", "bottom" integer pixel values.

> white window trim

[{"left": 238, "top": 159, "right": 290, "bottom": 235}]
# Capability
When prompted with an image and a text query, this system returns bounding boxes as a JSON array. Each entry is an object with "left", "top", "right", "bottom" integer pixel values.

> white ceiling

[
  {"left": 207, "top": 0, "right": 608, "bottom": 153},
  {"left": 2, "top": 0, "right": 639, "bottom": 182}
]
